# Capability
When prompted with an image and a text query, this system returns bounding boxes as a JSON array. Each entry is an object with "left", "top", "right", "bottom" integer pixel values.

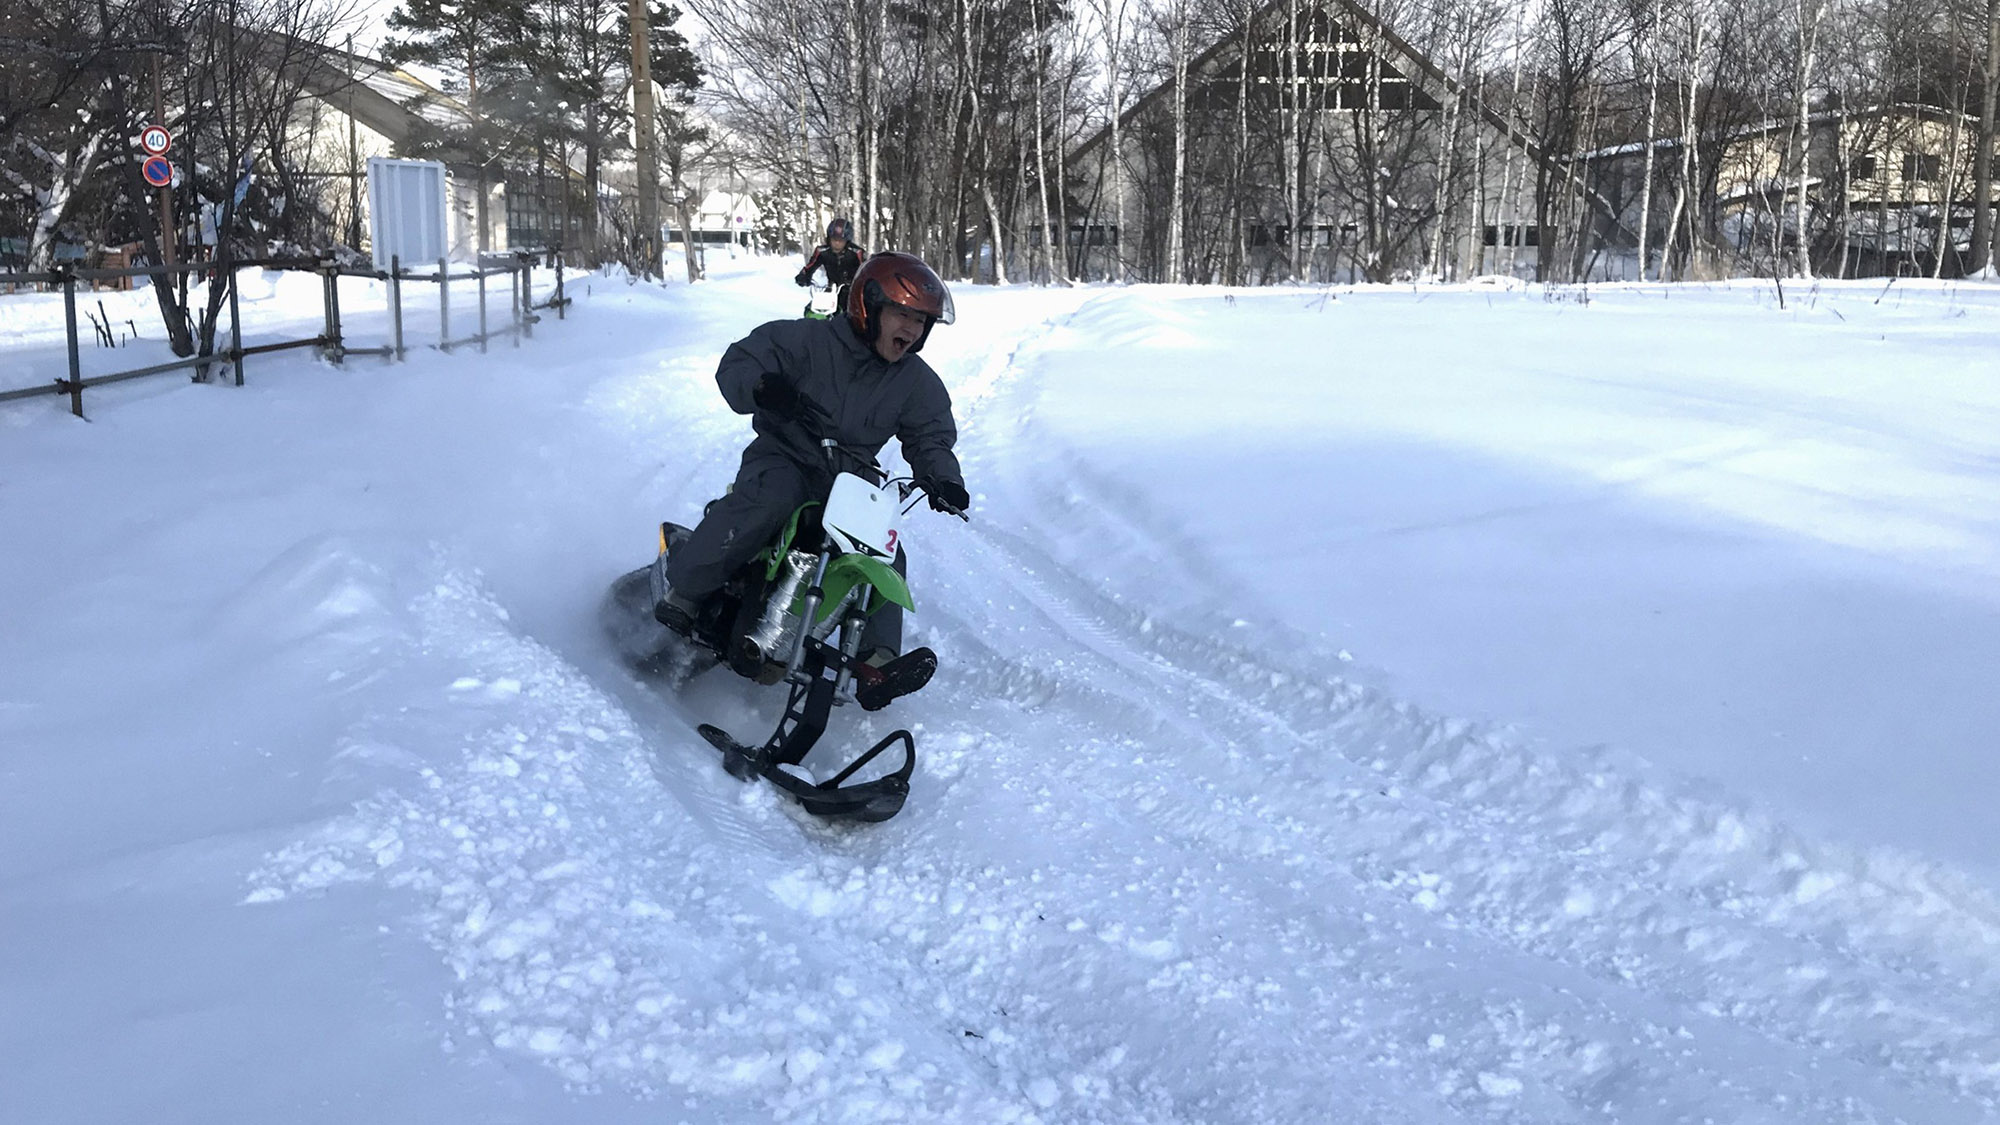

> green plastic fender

[
  {"left": 761, "top": 501, "right": 821, "bottom": 580},
  {"left": 798, "top": 553, "right": 914, "bottom": 622}
]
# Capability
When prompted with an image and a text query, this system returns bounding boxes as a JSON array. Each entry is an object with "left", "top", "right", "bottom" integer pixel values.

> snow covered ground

[{"left": 4, "top": 256, "right": 1999, "bottom": 1123}]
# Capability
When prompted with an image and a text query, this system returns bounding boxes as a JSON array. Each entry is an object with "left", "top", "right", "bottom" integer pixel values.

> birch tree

[
  {"left": 1788, "top": 0, "right": 1826, "bottom": 276},
  {"left": 1635, "top": 0, "right": 1664, "bottom": 278},
  {"left": 1088, "top": 0, "right": 1131, "bottom": 280},
  {"left": 1164, "top": 0, "right": 1190, "bottom": 283}
]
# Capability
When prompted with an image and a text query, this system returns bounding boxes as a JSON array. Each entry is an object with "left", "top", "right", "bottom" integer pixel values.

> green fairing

[
  {"left": 762, "top": 501, "right": 822, "bottom": 580},
  {"left": 797, "top": 553, "right": 914, "bottom": 622}
]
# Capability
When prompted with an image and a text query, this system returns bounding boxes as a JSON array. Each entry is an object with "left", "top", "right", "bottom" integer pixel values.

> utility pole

[
  {"left": 628, "top": 0, "right": 662, "bottom": 279},
  {"left": 348, "top": 34, "right": 362, "bottom": 250}
]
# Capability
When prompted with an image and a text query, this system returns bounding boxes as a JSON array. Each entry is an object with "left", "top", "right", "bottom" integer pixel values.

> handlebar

[
  {"left": 789, "top": 390, "right": 968, "bottom": 521},
  {"left": 896, "top": 478, "right": 970, "bottom": 521}
]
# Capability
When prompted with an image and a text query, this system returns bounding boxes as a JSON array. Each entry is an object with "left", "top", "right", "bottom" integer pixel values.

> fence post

[
  {"left": 319, "top": 263, "right": 332, "bottom": 359},
  {"left": 477, "top": 261, "right": 488, "bottom": 354},
  {"left": 59, "top": 266, "right": 83, "bottom": 417},
  {"left": 520, "top": 259, "right": 533, "bottom": 339},
  {"left": 439, "top": 257, "right": 451, "bottom": 354},
  {"left": 228, "top": 260, "right": 244, "bottom": 386},
  {"left": 390, "top": 255, "right": 405, "bottom": 362},
  {"left": 322, "top": 253, "right": 345, "bottom": 365}
]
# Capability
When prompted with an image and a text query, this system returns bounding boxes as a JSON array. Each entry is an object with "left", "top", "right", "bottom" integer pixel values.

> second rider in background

[{"left": 795, "top": 218, "right": 865, "bottom": 318}]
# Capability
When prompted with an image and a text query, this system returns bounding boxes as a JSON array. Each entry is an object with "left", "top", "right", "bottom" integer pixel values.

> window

[
  {"left": 1850, "top": 154, "right": 1877, "bottom": 179},
  {"left": 1065, "top": 224, "right": 1117, "bottom": 247},
  {"left": 1902, "top": 153, "right": 1941, "bottom": 182},
  {"left": 1482, "top": 224, "right": 1539, "bottom": 247}
]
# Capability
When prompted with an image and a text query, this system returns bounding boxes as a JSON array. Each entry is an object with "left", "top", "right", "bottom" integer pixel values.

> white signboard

[{"left": 366, "top": 157, "right": 449, "bottom": 272}]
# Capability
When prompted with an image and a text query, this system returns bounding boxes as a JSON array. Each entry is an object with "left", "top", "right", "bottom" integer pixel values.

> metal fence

[{"left": 0, "top": 250, "right": 569, "bottom": 418}]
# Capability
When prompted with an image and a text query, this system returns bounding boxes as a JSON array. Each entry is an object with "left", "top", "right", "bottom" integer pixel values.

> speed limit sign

[{"left": 140, "top": 125, "right": 171, "bottom": 156}]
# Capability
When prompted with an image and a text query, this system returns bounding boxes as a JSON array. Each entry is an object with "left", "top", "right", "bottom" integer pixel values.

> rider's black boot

[{"left": 855, "top": 647, "right": 937, "bottom": 712}]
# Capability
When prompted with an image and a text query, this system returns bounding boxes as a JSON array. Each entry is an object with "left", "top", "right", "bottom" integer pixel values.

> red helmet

[{"left": 845, "top": 252, "right": 955, "bottom": 354}]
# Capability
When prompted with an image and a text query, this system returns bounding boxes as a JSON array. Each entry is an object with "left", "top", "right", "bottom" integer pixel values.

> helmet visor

[{"left": 898, "top": 288, "right": 954, "bottom": 326}]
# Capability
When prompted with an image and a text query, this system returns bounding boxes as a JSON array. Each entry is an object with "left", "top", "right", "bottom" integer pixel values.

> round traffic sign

[
  {"left": 142, "top": 156, "right": 174, "bottom": 187},
  {"left": 140, "top": 125, "right": 171, "bottom": 156}
]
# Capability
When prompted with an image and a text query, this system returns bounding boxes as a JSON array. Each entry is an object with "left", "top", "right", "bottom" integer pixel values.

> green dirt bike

[
  {"left": 601, "top": 401, "right": 966, "bottom": 824},
  {"left": 802, "top": 267, "right": 841, "bottom": 320}
]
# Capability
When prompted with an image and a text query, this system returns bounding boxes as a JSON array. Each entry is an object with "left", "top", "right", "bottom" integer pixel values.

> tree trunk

[
  {"left": 1791, "top": 0, "right": 1824, "bottom": 277},
  {"left": 846, "top": 0, "right": 861, "bottom": 220},
  {"left": 1637, "top": 0, "right": 1661, "bottom": 280},
  {"left": 982, "top": 183, "right": 1009, "bottom": 284},
  {"left": 1495, "top": 0, "right": 1530, "bottom": 276},
  {"left": 1285, "top": 0, "right": 1302, "bottom": 280},
  {"left": 1167, "top": 0, "right": 1189, "bottom": 284},
  {"left": 628, "top": 0, "right": 660, "bottom": 277},
  {"left": 1030, "top": 0, "right": 1054, "bottom": 283},
  {"left": 1972, "top": 0, "right": 2000, "bottom": 274},
  {"left": 14, "top": 131, "right": 106, "bottom": 271},
  {"left": 1232, "top": 0, "right": 1252, "bottom": 284},
  {"left": 1057, "top": 49, "right": 1075, "bottom": 281},
  {"left": 1100, "top": 0, "right": 1128, "bottom": 281},
  {"left": 1934, "top": 59, "right": 1970, "bottom": 278},
  {"left": 867, "top": 0, "right": 883, "bottom": 247}
]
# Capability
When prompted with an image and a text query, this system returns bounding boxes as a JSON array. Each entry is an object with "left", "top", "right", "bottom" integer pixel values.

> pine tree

[{"left": 383, "top": 0, "right": 540, "bottom": 252}]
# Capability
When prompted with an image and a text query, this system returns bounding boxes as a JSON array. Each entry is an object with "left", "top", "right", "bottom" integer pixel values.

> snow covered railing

[
  {"left": 376, "top": 252, "right": 556, "bottom": 360},
  {"left": 0, "top": 251, "right": 564, "bottom": 419},
  {"left": 0, "top": 260, "right": 239, "bottom": 417}
]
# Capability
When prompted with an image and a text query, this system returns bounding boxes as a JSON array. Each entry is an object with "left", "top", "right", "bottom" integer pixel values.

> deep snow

[{"left": 3, "top": 257, "right": 1999, "bottom": 1124}]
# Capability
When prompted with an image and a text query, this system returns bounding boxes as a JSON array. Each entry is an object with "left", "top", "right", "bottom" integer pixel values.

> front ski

[
  {"left": 695, "top": 635, "right": 917, "bottom": 823},
  {"left": 697, "top": 723, "right": 914, "bottom": 823}
]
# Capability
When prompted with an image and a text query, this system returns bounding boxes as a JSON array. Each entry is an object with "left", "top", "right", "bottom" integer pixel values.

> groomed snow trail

[{"left": 213, "top": 264, "right": 2000, "bottom": 1123}]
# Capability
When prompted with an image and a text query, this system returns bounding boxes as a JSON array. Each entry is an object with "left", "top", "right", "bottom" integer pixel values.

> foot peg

[{"left": 854, "top": 647, "right": 937, "bottom": 712}]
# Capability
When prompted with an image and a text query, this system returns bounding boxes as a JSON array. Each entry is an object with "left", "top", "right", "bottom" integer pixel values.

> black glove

[
  {"left": 752, "top": 373, "right": 802, "bottom": 420},
  {"left": 925, "top": 478, "right": 970, "bottom": 514},
  {"left": 794, "top": 271, "right": 811, "bottom": 287}
]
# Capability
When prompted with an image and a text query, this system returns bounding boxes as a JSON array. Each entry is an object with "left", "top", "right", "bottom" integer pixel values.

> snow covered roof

[
  {"left": 270, "top": 34, "right": 585, "bottom": 182},
  {"left": 268, "top": 33, "right": 475, "bottom": 143}
]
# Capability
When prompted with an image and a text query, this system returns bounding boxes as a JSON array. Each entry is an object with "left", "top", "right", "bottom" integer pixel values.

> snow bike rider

[
  {"left": 796, "top": 218, "right": 865, "bottom": 291},
  {"left": 657, "top": 251, "right": 970, "bottom": 708}
]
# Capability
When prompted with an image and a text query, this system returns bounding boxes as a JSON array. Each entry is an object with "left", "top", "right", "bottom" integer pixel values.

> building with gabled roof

[
  {"left": 1576, "top": 100, "right": 2000, "bottom": 278},
  {"left": 1064, "top": 0, "right": 1630, "bottom": 284}
]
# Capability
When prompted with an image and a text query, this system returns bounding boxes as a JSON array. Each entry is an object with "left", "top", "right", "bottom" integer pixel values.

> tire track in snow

[
  {"left": 902, "top": 527, "right": 1964, "bottom": 1122},
  {"left": 934, "top": 350, "right": 2000, "bottom": 1119},
  {"left": 246, "top": 275, "right": 2000, "bottom": 1122}
]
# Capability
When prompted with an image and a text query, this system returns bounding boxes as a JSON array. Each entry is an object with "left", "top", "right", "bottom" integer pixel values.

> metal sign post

[{"left": 148, "top": 56, "right": 176, "bottom": 272}]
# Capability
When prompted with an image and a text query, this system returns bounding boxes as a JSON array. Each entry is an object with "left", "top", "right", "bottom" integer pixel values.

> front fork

[{"left": 783, "top": 552, "right": 875, "bottom": 706}]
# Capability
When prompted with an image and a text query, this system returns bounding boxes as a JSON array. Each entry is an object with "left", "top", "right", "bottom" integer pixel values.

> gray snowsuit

[{"left": 665, "top": 313, "right": 964, "bottom": 656}]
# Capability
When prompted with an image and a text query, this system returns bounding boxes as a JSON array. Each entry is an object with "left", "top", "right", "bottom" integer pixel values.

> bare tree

[
  {"left": 1, "top": 0, "right": 163, "bottom": 271},
  {"left": 1788, "top": 0, "right": 1827, "bottom": 276},
  {"left": 1969, "top": 0, "right": 1998, "bottom": 272},
  {"left": 1089, "top": 0, "right": 1132, "bottom": 280}
]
